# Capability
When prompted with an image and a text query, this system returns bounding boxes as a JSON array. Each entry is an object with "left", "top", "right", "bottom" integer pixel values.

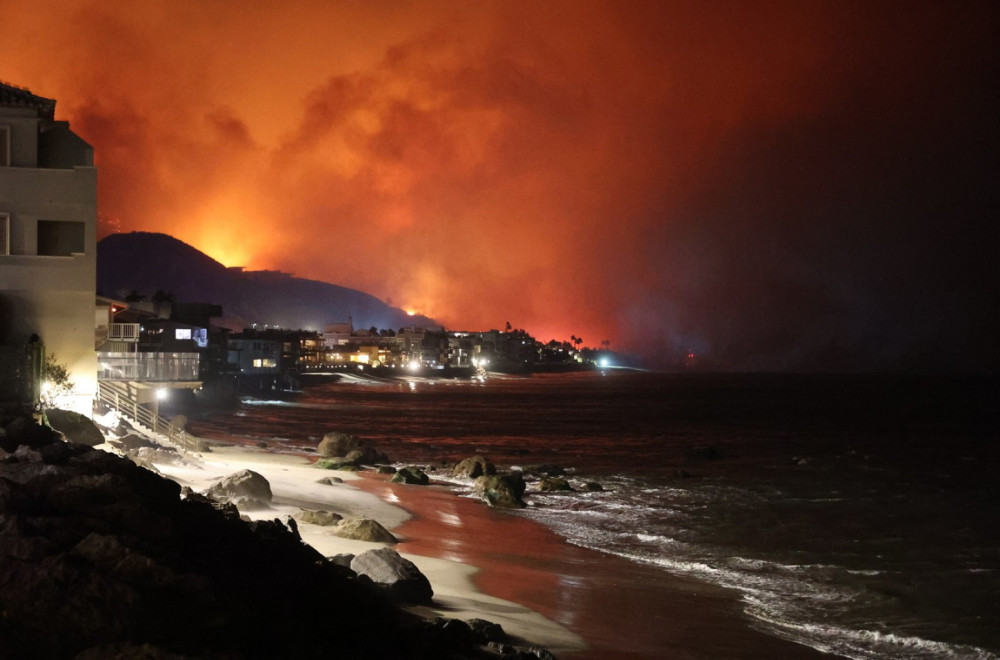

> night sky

[{"left": 4, "top": 1, "right": 997, "bottom": 371}]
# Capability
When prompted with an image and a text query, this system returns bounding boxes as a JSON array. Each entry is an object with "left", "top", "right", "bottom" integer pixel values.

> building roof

[{"left": 0, "top": 80, "right": 56, "bottom": 120}]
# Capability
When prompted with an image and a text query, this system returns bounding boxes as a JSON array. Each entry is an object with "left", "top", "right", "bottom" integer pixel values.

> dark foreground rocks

[{"left": 0, "top": 416, "right": 555, "bottom": 660}]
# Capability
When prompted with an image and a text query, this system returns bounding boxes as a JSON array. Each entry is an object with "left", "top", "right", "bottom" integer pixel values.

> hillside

[{"left": 97, "top": 232, "right": 435, "bottom": 331}]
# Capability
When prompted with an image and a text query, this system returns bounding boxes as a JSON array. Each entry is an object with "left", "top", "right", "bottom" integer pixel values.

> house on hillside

[{"left": 0, "top": 81, "right": 97, "bottom": 414}]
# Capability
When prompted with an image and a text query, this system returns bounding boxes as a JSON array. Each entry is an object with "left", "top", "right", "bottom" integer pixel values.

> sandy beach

[
  {"left": 138, "top": 437, "right": 836, "bottom": 659},
  {"left": 147, "top": 443, "right": 587, "bottom": 657}
]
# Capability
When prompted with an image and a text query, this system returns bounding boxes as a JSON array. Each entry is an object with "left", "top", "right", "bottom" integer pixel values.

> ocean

[{"left": 188, "top": 370, "right": 1000, "bottom": 659}]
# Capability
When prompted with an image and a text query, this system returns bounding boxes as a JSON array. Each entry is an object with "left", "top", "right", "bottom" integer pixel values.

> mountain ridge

[{"left": 97, "top": 232, "right": 436, "bottom": 331}]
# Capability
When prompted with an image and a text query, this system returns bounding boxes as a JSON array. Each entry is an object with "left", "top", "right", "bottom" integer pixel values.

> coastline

[
  {"left": 352, "top": 473, "right": 836, "bottom": 660},
  {"left": 149, "top": 442, "right": 586, "bottom": 656},
  {"left": 150, "top": 437, "right": 836, "bottom": 659}
]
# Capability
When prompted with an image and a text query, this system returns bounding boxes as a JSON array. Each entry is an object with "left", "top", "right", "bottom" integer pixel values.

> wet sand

[{"left": 357, "top": 475, "right": 837, "bottom": 659}]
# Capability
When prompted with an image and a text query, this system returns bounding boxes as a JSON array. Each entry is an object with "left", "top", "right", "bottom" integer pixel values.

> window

[
  {"left": 0, "top": 213, "right": 8, "bottom": 255},
  {"left": 175, "top": 328, "right": 192, "bottom": 340},
  {"left": 0, "top": 125, "right": 9, "bottom": 166},
  {"left": 37, "top": 220, "right": 85, "bottom": 256}
]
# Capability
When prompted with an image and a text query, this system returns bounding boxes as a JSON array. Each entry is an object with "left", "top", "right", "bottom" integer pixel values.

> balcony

[{"left": 98, "top": 351, "right": 200, "bottom": 382}]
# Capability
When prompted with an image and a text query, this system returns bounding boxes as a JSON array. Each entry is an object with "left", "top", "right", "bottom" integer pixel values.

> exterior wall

[{"left": 0, "top": 101, "right": 97, "bottom": 414}]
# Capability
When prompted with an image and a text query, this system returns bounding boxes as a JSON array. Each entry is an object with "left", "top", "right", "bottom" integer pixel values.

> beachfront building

[{"left": 0, "top": 81, "right": 97, "bottom": 415}]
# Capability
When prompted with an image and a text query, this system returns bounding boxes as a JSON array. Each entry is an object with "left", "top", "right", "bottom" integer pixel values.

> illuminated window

[
  {"left": 0, "top": 125, "right": 9, "bottom": 166},
  {"left": 175, "top": 328, "right": 192, "bottom": 340},
  {"left": 0, "top": 213, "right": 8, "bottom": 256}
]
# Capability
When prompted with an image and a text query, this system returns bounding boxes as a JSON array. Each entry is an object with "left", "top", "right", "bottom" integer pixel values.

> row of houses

[{"left": 1, "top": 80, "right": 591, "bottom": 420}]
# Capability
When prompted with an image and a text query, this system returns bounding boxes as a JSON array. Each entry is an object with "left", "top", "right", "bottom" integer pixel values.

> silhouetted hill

[{"left": 97, "top": 232, "right": 436, "bottom": 331}]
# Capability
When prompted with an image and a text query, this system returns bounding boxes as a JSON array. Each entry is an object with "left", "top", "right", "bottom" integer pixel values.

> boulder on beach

[
  {"left": 453, "top": 455, "right": 496, "bottom": 479},
  {"left": 333, "top": 517, "right": 398, "bottom": 543},
  {"left": 297, "top": 509, "right": 343, "bottom": 526},
  {"left": 43, "top": 408, "right": 106, "bottom": 447},
  {"left": 111, "top": 433, "right": 159, "bottom": 452},
  {"left": 206, "top": 469, "right": 273, "bottom": 508},
  {"left": 391, "top": 466, "right": 429, "bottom": 485},
  {"left": 131, "top": 445, "right": 187, "bottom": 468},
  {"left": 474, "top": 472, "right": 527, "bottom": 508},
  {"left": 316, "top": 459, "right": 360, "bottom": 471},
  {"left": 537, "top": 477, "right": 574, "bottom": 492},
  {"left": 350, "top": 547, "right": 433, "bottom": 604},
  {"left": 317, "top": 431, "right": 359, "bottom": 458}
]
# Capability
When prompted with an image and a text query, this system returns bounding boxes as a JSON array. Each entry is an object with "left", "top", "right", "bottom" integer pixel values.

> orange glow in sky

[{"left": 4, "top": 1, "right": 995, "bottom": 369}]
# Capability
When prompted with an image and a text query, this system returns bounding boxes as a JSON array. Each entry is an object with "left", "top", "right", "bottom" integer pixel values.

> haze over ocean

[{"left": 189, "top": 370, "right": 1000, "bottom": 659}]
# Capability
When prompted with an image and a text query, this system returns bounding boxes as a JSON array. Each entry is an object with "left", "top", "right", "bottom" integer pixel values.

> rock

[
  {"left": 1, "top": 415, "right": 60, "bottom": 451},
  {"left": 391, "top": 466, "right": 429, "bottom": 485},
  {"left": 112, "top": 433, "right": 159, "bottom": 451},
  {"left": 316, "top": 431, "right": 359, "bottom": 458},
  {"left": 297, "top": 509, "right": 343, "bottom": 526},
  {"left": 316, "top": 460, "right": 360, "bottom": 471},
  {"left": 537, "top": 477, "right": 574, "bottom": 492},
  {"left": 350, "top": 547, "right": 433, "bottom": 604},
  {"left": 420, "top": 617, "right": 474, "bottom": 653},
  {"left": 333, "top": 517, "right": 398, "bottom": 543},
  {"left": 131, "top": 446, "right": 186, "bottom": 467},
  {"left": 376, "top": 465, "right": 395, "bottom": 474},
  {"left": 474, "top": 472, "right": 527, "bottom": 508},
  {"left": 0, "top": 418, "right": 460, "bottom": 659},
  {"left": 328, "top": 553, "right": 355, "bottom": 568},
  {"left": 317, "top": 476, "right": 344, "bottom": 485},
  {"left": 43, "top": 408, "right": 106, "bottom": 447},
  {"left": 467, "top": 618, "right": 508, "bottom": 644},
  {"left": 583, "top": 481, "right": 604, "bottom": 492},
  {"left": 453, "top": 455, "right": 496, "bottom": 479},
  {"left": 205, "top": 469, "right": 272, "bottom": 508}
]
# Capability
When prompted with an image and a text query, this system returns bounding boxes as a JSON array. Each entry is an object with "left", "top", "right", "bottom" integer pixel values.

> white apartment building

[{"left": 0, "top": 80, "right": 97, "bottom": 415}]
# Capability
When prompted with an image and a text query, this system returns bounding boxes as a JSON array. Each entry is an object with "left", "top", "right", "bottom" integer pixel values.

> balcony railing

[
  {"left": 108, "top": 323, "right": 140, "bottom": 341},
  {"left": 98, "top": 352, "right": 199, "bottom": 382}
]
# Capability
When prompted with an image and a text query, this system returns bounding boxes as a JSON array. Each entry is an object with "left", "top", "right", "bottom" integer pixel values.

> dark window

[
  {"left": 0, "top": 213, "right": 8, "bottom": 255},
  {"left": 37, "top": 220, "right": 85, "bottom": 256},
  {"left": 0, "top": 125, "right": 9, "bottom": 166}
]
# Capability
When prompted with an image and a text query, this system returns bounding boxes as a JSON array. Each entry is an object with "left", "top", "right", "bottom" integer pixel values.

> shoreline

[
  {"left": 351, "top": 472, "right": 836, "bottom": 660},
  {"left": 147, "top": 442, "right": 586, "bottom": 656},
  {"left": 149, "top": 435, "right": 836, "bottom": 659}
]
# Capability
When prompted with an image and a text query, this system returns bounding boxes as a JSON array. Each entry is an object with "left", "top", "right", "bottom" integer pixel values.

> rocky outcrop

[
  {"left": 474, "top": 472, "right": 527, "bottom": 508},
  {"left": 351, "top": 547, "right": 433, "bottom": 604},
  {"left": 0, "top": 416, "right": 422, "bottom": 659},
  {"left": 333, "top": 516, "right": 399, "bottom": 543},
  {"left": 391, "top": 466, "right": 430, "bottom": 485},
  {"left": 205, "top": 469, "right": 273, "bottom": 508},
  {"left": 453, "top": 455, "right": 496, "bottom": 479}
]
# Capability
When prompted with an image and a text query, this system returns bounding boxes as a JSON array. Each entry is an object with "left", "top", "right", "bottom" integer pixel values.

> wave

[{"left": 509, "top": 475, "right": 1000, "bottom": 660}]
